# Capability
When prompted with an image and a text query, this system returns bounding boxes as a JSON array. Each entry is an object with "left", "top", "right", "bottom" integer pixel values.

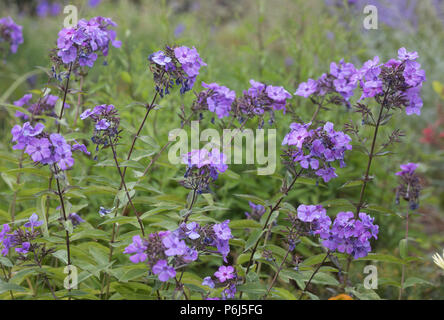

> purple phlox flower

[
  {"left": 214, "top": 265, "right": 235, "bottom": 283},
  {"left": 123, "top": 235, "right": 148, "bottom": 263},
  {"left": 162, "top": 234, "right": 188, "bottom": 256},
  {"left": 68, "top": 213, "right": 85, "bottom": 226},
  {"left": 15, "top": 242, "right": 30, "bottom": 254},
  {"left": 182, "top": 247, "right": 198, "bottom": 263},
  {"left": 72, "top": 140, "right": 91, "bottom": 155},
  {"left": 213, "top": 220, "right": 232, "bottom": 241},
  {"left": 25, "top": 138, "right": 51, "bottom": 162},
  {"left": 398, "top": 47, "right": 419, "bottom": 61},
  {"left": 297, "top": 204, "right": 325, "bottom": 223},
  {"left": 315, "top": 166, "right": 337, "bottom": 183},
  {"left": 245, "top": 201, "right": 266, "bottom": 220},
  {"left": 99, "top": 206, "right": 111, "bottom": 217},
  {"left": 152, "top": 259, "right": 176, "bottom": 282},
  {"left": 265, "top": 85, "right": 292, "bottom": 111},
  {"left": 295, "top": 79, "right": 318, "bottom": 98},
  {"left": 282, "top": 124, "right": 309, "bottom": 148},
  {"left": 202, "top": 276, "right": 215, "bottom": 288},
  {"left": 395, "top": 162, "right": 418, "bottom": 176},
  {"left": 151, "top": 50, "right": 172, "bottom": 66},
  {"left": 184, "top": 222, "right": 200, "bottom": 240},
  {"left": 0, "top": 17, "right": 24, "bottom": 53},
  {"left": 174, "top": 45, "right": 207, "bottom": 78},
  {"left": 222, "top": 283, "right": 237, "bottom": 299},
  {"left": 80, "top": 108, "right": 95, "bottom": 120},
  {"left": 95, "top": 119, "right": 110, "bottom": 130},
  {"left": 24, "top": 213, "right": 43, "bottom": 231},
  {"left": 202, "top": 82, "right": 236, "bottom": 119}
]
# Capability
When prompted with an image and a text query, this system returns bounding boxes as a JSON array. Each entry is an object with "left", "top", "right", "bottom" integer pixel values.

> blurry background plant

[{"left": 0, "top": 0, "right": 442, "bottom": 300}]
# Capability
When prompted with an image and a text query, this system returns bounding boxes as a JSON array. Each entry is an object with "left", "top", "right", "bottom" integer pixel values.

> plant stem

[
  {"left": 399, "top": 208, "right": 409, "bottom": 300},
  {"left": 298, "top": 251, "right": 330, "bottom": 300},
  {"left": 355, "top": 95, "right": 387, "bottom": 216},
  {"left": 263, "top": 246, "right": 292, "bottom": 299},
  {"left": 240, "top": 168, "right": 303, "bottom": 301},
  {"left": 53, "top": 166, "right": 72, "bottom": 299},
  {"left": 73, "top": 74, "right": 84, "bottom": 127},
  {"left": 109, "top": 138, "right": 145, "bottom": 236},
  {"left": 9, "top": 151, "right": 24, "bottom": 223},
  {"left": 57, "top": 62, "right": 73, "bottom": 133},
  {"left": 183, "top": 188, "right": 198, "bottom": 223},
  {"left": 345, "top": 92, "right": 388, "bottom": 288}
]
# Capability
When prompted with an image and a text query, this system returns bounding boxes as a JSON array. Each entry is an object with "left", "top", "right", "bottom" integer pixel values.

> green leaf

[
  {"left": 52, "top": 250, "right": 68, "bottom": 265},
  {"left": 229, "top": 219, "right": 262, "bottom": 229},
  {"left": 403, "top": 277, "right": 434, "bottom": 289},
  {"left": 295, "top": 177, "right": 327, "bottom": 188},
  {"left": 119, "top": 268, "right": 148, "bottom": 283},
  {"left": 0, "top": 282, "right": 26, "bottom": 294},
  {"left": 0, "top": 257, "right": 13, "bottom": 268},
  {"left": 340, "top": 180, "right": 363, "bottom": 189},
  {"left": 357, "top": 254, "right": 405, "bottom": 264},
  {"left": 233, "top": 194, "right": 266, "bottom": 206},
  {"left": 244, "top": 229, "right": 265, "bottom": 252},
  {"left": 271, "top": 287, "right": 298, "bottom": 300},
  {"left": 237, "top": 282, "right": 267, "bottom": 295}
]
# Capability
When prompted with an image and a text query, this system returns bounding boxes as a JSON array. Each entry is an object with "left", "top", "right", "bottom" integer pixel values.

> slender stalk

[
  {"left": 298, "top": 251, "right": 330, "bottom": 300},
  {"left": 109, "top": 138, "right": 145, "bottom": 236},
  {"left": 243, "top": 169, "right": 303, "bottom": 278},
  {"left": 1, "top": 264, "right": 15, "bottom": 299},
  {"left": 8, "top": 151, "right": 24, "bottom": 223},
  {"left": 53, "top": 165, "right": 72, "bottom": 300},
  {"left": 263, "top": 246, "right": 292, "bottom": 299},
  {"left": 183, "top": 188, "right": 198, "bottom": 223},
  {"left": 57, "top": 62, "right": 73, "bottom": 133},
  {"left": 31, "top": 247, "right": 58, "bottom": 300},
  {"left": 73, "top": 75, "right": 84, "bottom": 127},
  {"left": 355, "top": 94, "right": 387, "bottom": 216},
  {"left": 344, "top": 91, "right": 388, "bottom": 288},
  {"left": 399, "top": 208, "right": 409, "bottom": 300}
]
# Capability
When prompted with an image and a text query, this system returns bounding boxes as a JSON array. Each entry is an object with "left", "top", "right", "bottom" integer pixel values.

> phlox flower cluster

[
  {"left": 149, "top": 45, "right": 206, "bottom": 95},
  {"left": 180, "top": 148, "right": 228, "bottom": 193},
  {"left": 395, "top": 162, "right": 421, "bottom": 210},
  {"left": 296, "top": 205, "right": 379, "bottom": 259},
  {"left": 13, "top": 93, "right": 69, "bottom": 120},
  {"left": 322, "top": 211, "right": 379, "bottom": 259},
  {"left": 80, "top": 104, "right": 120, "bottom": 156},
  {"left": 0, "top": 213, "right": 44, "bottom": 257},
  {"left": 282, "top": 121, "right": 352, "bottom": 182},
  {"left": 56, "top": 16, "right": 121, "bottom": 68},
  {"left": 123, "top": 220, "right": 233, "bottom": 282},
  {"left": 233, "top": 79, "right": 292, "bottom": 127},
  {"left": 295, "top": 48, "right": 426, "bottom": 115},
  {"left": 193, "top": 82, "right": 236, "bottom": 119},
  {"left": 296, "top": 204, "right": 332, "bottom": 239},
  {"left": 11, "top": 122, "right": 87, "bottom": 170},
  {"left": 245, "top": 201, "right": 266, "bottom": 221},
  {"left": 0, "top": 16, "right": 23, "bottom": 54},
  {"left": 202, "top": 265, "right": 238, "bottom": 300},
  {"left": 295, "top": 59, "right": 358, "bottom": 103}
]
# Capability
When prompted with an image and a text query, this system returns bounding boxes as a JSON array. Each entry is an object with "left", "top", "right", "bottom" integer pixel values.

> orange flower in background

[{"left": 328, "top": 294, "right": 353, "bottom": 300}]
